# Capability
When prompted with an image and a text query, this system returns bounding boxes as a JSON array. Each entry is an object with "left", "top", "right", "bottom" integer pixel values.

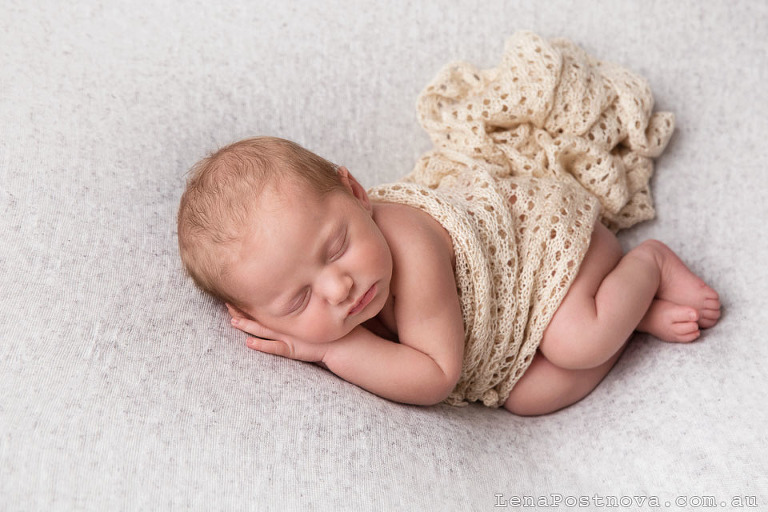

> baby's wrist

[{"left": 320, "top": 325, "right": 367, "bottom": 368}]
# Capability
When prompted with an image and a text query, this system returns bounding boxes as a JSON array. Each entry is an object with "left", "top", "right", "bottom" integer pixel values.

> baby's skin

[{"left": 226, "top": 167, "right": 721, "bottom": 415}]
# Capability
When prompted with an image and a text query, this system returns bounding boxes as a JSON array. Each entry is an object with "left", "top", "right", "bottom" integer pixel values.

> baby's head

[
  {"left": 178, "top": 136, "right": 392, "bottom": 343},
  {"left": 178, "top": 137, "right": 343, "bottom": 306}
]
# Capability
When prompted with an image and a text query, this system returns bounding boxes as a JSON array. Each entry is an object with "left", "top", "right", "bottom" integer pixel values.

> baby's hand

[{"left": 225, "top": 304, "right": 328, "bottom": 363}]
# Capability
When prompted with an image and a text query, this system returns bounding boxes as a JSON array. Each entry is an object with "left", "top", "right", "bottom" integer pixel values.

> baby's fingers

[
  {"left": 246, "top": 337, "right": 292, "bottom": 358},
  {"left": 230, "top": 315, "right": 275, "bottom": 340}
]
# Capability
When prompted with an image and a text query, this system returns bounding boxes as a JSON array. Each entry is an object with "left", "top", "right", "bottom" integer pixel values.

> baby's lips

[{"left": 348, "top": 284, "right": 376, "bottom": 316}]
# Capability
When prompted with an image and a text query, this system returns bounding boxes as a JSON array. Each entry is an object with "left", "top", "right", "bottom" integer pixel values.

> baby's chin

[
  {"left": 308, "top": 318, "right": 373, "bottom": 345},
  {"left": 300, "top": 299, "right": 386, "bottom": 344},
  {"left": 301, "top": 324, "right": 358, "bottom": 345}
]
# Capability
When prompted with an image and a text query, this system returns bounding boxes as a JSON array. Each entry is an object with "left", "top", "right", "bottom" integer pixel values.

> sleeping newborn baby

[{"left": 176, "top": 33, "right": 720, "bottom": 414}]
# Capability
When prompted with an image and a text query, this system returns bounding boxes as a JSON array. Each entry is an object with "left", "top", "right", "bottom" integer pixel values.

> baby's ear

[{"left": 337, "top": 166, "right": 372, "bottom": 212}]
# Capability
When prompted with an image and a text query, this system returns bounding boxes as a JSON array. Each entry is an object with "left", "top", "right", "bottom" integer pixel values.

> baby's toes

[
  {"left": 671, "top": 320, "right": 701, "bottom": 343},
  {"left": 699, "top": 303, "right": 722, "bottom": 329},
  {"left": 704, "top": 295, "right": 720, "bottom": 308},
  {"left": 671, "top": 305, "right": 699, "bottom": 324},
  {"left": 664, "top": 306, "right": 700, "bottom": 343}
]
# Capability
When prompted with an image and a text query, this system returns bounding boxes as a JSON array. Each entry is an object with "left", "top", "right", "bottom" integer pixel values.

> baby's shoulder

[
  {"left": 371, "top": 202, "right": 461, "bottom": 337},
  {"left": 371, "top": 200, "right": 431, "bottom": 230},
  {"left": 371, "top": 201, "right": 455, "bottom": 269}
]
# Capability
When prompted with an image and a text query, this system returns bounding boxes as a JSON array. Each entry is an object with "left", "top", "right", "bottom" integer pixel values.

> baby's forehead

[
  {"left": 239, "top": 181, "right": 324, "bottom": 241},
  {"left": 227, "top": 186, "right": 339, "bottom": 308}
]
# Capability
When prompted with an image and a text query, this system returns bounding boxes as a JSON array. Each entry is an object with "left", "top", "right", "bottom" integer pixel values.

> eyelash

[
  {"left": 296, "top": 290, "right": 311, "bottom": 312},
  {"left": 329, "top": 231, "right": 348, "bottom": 262}
]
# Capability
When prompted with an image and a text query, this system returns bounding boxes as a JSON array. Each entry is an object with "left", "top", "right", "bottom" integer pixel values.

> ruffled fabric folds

[{"left": 409, "top": 31, "right": 674, "bottom": 230}]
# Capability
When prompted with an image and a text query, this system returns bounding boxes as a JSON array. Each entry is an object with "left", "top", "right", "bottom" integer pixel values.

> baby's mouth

[{"left": 348, "top": 284, "right": 377, "bottom": 316}]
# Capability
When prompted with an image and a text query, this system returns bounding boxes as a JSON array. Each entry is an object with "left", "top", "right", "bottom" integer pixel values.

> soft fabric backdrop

[{"left": 1, "top": 1, "right": 766, "bottom": 510}]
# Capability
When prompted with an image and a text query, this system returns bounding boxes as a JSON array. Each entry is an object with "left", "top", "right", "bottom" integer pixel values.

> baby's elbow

[{"left": 420, "top": 369, "right": 461, "bottom": 406}]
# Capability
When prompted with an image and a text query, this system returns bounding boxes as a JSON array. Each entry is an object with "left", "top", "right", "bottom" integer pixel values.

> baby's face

[{"left": 226, "top": 170, "right": 393, "bottom": 344}]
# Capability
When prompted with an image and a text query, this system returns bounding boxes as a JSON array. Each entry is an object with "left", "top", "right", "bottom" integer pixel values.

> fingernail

[{"left": 231, "top": 318, "right": 239, "bottom": 326}]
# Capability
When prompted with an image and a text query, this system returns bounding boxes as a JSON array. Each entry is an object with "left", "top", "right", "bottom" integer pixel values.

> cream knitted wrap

[{"left": 369, "top": 31, "right": 674, "bottom": 407}]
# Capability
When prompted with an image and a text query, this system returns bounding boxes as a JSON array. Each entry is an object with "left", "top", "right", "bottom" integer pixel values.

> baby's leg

[
  {"left": 539, "top": 223, "right": 720, "bottom": 370},
  {"left": 504, "top": 349, "right": 624, "bottom": 416}
]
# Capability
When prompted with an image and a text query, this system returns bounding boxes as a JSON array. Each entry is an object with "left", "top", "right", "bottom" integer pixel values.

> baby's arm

[
  {"left": 230, "top": 204, "right": 465, "bottom": 406},
  {"left": 322, "top": 218, "right": 465, "bottom": 404},
  {"left": 322, "top": 322, "right": 463, "bottom": 405}
]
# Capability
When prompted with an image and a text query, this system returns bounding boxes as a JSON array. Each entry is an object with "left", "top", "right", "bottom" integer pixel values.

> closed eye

[
  {"left": 287, "top": 288, "right": 310, "bottom": 315},
  {"left": 329, "top": 229, "right": 348, "bottom": 262}
]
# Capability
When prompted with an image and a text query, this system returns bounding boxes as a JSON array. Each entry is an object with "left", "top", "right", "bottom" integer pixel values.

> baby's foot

[
  {"left": 646, "top": 240, "right": 721, "bottom": 329},
  {"left": 637, "top": 299, "right": 701, "bottom": 343}
]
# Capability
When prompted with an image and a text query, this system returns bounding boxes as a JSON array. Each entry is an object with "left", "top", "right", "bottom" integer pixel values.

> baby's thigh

[
  {"left": 539, "top": 223, "right": 623, "bottom": 347},
  {"left": 504, "top": 350, "right": 618, "bottom": 415},
  {"left": 504, "top": 352, "right": 567, "bottom": 415},
  {"left": 564, "top": 222, "right": 623, "bottom": 298}
]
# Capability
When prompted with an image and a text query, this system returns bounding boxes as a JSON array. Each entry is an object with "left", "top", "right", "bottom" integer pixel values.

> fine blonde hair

[{"left": 177, "top": 136, "right": 343, "bottom": 306}]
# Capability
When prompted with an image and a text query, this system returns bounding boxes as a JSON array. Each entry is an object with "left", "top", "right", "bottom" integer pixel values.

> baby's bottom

[{"left": 504, "top": 222, "right": 721, "bottom": 416}]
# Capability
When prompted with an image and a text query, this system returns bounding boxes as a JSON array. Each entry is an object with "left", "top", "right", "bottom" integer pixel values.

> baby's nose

[{"left": 319, "top": 268, "right": 353, "bottom": 305}]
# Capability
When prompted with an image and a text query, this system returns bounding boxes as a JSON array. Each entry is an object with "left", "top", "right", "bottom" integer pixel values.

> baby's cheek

[
  {"left": 300, "top": 313, "right": 341, "bottom": 344},
  {"left": 361, "top": 236, "right": 388, "bottom": 268}
]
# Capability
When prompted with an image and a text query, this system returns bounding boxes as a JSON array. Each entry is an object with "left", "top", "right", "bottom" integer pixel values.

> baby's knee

[
  {"left": 504, "top": 393, "right": 546, "bottom": 416},
  {"left": 539, "top": 329, "right": 616, "bottom": 370},
  {"left": 625, "top": 239, "right": 666, "bottom": 270},
  {"left": 592, "top": 221, "right": 623, "bottom": 264}
]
